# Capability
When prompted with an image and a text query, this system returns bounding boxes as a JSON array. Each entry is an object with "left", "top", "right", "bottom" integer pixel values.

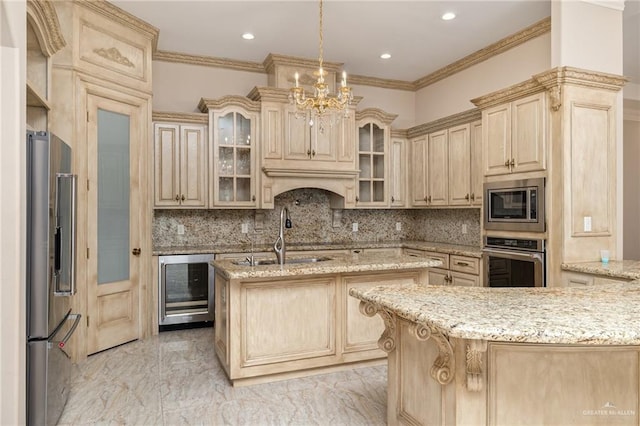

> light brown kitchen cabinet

[
  {"left": 483, "top": 92, "right": 545, "bottom": 176},
  {"left": 153, "top": 122, "right": 208, "bottom": 208},
  {"left": 410, "top": 130, "right": 449, "bottom": 208},
  {"left": 404, "top": 248, "right": 481, "bottom": 287},
  {"left": 410, "top": 135, "right": 428, "bottom": 207},
  {"left": 470, "top": 120, "right": 483, "bottom": 206},
  {"left": 389, "top": 135, "right": 408, "bottom": 208},
  {"left": 447, "top": 123, "right": 472, "bottom": 206}
]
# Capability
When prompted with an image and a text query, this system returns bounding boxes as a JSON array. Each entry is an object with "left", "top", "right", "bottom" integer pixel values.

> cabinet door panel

[
  {"left": 428, "top": 130, "right": 448, "bottom": 206},
  {"left": 483, "top": 104, "right": 511, "bottom": 176},
  {"left": 410, "top": 137, "right": 428, "bottom": 207},
  {"left": 470, "top": 120, "right": 483, "bottom": 206},
  {"left": 180, "top": 125, "right": 207, "bottom": 207},
  {"left": 512, "top": 93, "right": 545, "bottom": 173},
  {"left": 313, "top": 120, "right": 338, "bottom": 161},
  {"left": 447, "top": 124, "right": 471, "bottom": 206},
  {"left": 427, "top": 268, "right": 448, "bottom": 286},
  {"left": 390, "top": 138, "right": 406, "bottom": 207},
  {"left": 154, "top": 123, "right": 180, "bottom": 207},
  {"left": 284, "top": 109, "right": 310, "bottom": 160},
  {"left": 449, "top": 271, "right": 480, "bottom": 287}
]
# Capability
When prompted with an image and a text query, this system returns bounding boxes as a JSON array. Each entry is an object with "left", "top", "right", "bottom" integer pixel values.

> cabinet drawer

[
  {"left": 563, "top": 272, "right": 594, "bottom": 287},
  {"left": 449, "top": 271, "right": 480, "bottom": 287},
  {"left": 450, "top": 255, "right": 479, "bottom": 275},
  {"left": 404, "top": 249, "right": 449, "bottom": 269}
]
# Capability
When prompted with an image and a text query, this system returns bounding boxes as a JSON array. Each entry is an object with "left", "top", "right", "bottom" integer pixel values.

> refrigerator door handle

[
  {"left": 57, "top": 314, "right": 82, "bottom": 349},
  {"left": 54, "top": 173, "right": 77, "bottom": 296}
]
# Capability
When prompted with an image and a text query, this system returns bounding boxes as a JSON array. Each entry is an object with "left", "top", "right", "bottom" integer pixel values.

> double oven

[{"left": 483, "top": 178, "right": 546, "bottom": 287}]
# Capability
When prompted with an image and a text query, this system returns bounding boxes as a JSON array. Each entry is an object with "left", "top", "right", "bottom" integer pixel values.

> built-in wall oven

[
  {"left": 483, "top": 237, "right": 545, "bottom": 287},
  {"left": 159, "top": 254, "right": 215, "bottom": 328}
]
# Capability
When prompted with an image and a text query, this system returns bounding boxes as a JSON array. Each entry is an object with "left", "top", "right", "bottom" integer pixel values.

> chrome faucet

[{"left": 274, "top": 206, "right": 292, "bottom": 265}]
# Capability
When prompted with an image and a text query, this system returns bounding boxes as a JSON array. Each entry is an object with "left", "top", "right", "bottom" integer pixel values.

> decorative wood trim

[
  {"left": 26, "top": 0, "right": 66, "bottom": 57},
  {"left": 359, "top": 301, "right": 396, "bottom": 353},
  {"left": 355, "top": 108, "right": 398, "bottom": 125},
  {"left": 428, "top": 327, "right": 455, "bottom": 385},
  {"left": 263, "top": 53, "right": 343, "bottom": 75},
  {"left": 390, "top": 129, "right": 409, "bottom": 139},
  {"left": 470, "top": 78, "right": 544, "bottom": 110},
  {"left": 246, "top": 87, "right": 291, "bottom": 103},
  {"left": 262, "top": 167, "right": 360, "bottom": 179},
  {"left": 198, "top": 95, "right": 261, "bottom": 113},
  {"left": 534, "top": 66, "right": 627, "bottom": 93},
  {"left": 414, "top": 17, "right": 551, "bottom": 90},
  {"left": 76, "top": 0, "right": 159, "bottom": 49},
  {"left": 154, "top": 50, "right": 265, "bottom": 73},
  {"left": 93, "top": 47, "right": 134, "bottom": 68},
  {"left": 152, "top": 111, "right": 208, "bottom": 124},
  {"left": 407, "top": 108, "right": 481, "bottom": 139},
  {"left": 466, "top": 339, "right": 487, "bottom": 392},
  {"left": 349, "top": 74, "right": 415, "bottom": 91}
]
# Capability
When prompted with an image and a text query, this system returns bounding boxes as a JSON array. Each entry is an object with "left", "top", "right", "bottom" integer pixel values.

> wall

[
  {"left": 153, "top": 188, "right": 481, "bottom": 249},
  {"left": 0, "top": 0, "right": 26, "bottom": 424},
  {"left": 414, "top": 33, "right": 551, "bottom": 124},
  {"left": 352, "top": 84, "right": 415, "bottom": 129},
  {"left": 623, "top": 117, "right": 640, "bottom": 259}
]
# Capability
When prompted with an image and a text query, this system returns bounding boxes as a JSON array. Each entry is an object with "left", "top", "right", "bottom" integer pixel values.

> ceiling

[{"left": 113, "top": 0, "right": 639, "bottom": 84}]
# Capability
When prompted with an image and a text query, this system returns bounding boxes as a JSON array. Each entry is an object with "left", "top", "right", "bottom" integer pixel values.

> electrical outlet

[
  {"left": 177, "top": 224, "right": 185, "bottom": 235},
  {"left": 584, "top": 216, "right": 592, "bottom": 232},
  {"left": 352, "top": 223, "right": 358, "bottom": 232},
  {"left": 241, "top": 223, "right": 249, "bottom": 234},
  {"left": 396, "top": 222, "right": 402, "bottom": 231},
  {"left": 462, "top": 224, "right": 468, "bottom": 234}
]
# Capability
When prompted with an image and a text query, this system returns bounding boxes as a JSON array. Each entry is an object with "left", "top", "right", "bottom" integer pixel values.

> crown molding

[
  {"left": 348, "top": 74, "right": 415, "bottom": 92},
  {"left": 198, "top": 95, "right": 262, "bottom": 113},
  {"left": 76, "top": 0, "right": 159, "bottom": 50},
  {"left": 263, "top": 53, "right": 343, "bottom": 74},
  {"left": 414, "top": 17, "right": 551, "bottom": 90},
  {"left": 246, "top": 86, "right": 291, "bottom": 103},
  {"left": 407, "top": 108, "right": 481, "bottom": 139},
  {"left": 390, "top": 129, "right": 409, "bottom": 139},
  {"left": 470, "top": 78, "right": 544, "bottom": 109},
  {"left": 533, "top": 66, "right": 628, "bottom": 92},
  {"left": 355, "top": 108, "right": 398, "bottom": 125},
  {"left": 154, "top": 50, "right": 265, "bottom": 73},
  {"left": 152, "top": 111, "right": 208, "bottom": 124},
  {"left": 26, "top": 0, "right": 66, "bottom": 57}
]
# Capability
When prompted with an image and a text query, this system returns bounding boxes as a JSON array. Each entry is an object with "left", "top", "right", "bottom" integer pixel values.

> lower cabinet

[
  {"left": 563, "top": 271, "right": 632, "bottom": 287},
  {"left": 214, "top": 269, "right": 424, "bottom": 384},
  {"left": 405, "top": 248, "right": 481, "bottom": 287}
]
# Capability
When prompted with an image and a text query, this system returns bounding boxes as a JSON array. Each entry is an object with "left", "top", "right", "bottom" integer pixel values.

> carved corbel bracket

[
  {"left": 465, "top": 339, "right": 488, "bottom": 392},
  {"left": 428, "top": 327, "right": 455, "bottom": 385},
  {"left": 548, "top": 86, "right": 562, "bottom": 112},
  {"left": 359, "top": 301, "right": 396, "bottom": 353}
]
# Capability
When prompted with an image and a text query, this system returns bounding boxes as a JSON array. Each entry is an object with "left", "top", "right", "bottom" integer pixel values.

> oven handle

[{"left": 482, "top": 248, "right": 544, "bottom": 263}]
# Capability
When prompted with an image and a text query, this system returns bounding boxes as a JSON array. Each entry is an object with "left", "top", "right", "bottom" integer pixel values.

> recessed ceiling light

[
  {"left": 442, "top": 12, "right": 456, "bottom": 21},
  {"left": 380, "top": 53, "right": 391, "bottom": 60},
  {"left": 242, "top": 33, "right": 255, "bottom": 40}
]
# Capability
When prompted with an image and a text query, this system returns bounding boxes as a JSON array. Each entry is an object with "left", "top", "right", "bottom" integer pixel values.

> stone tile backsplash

[{"left": 153, "top": 189, "right": 481, "bottom": 248}]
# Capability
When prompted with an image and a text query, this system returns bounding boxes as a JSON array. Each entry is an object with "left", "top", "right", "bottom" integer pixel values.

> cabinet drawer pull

[
  {"left": 510, "top": 158, "right": 515, "bottom": 167},
  {"left": 456, "top": 261, "right": 470, "bottom": 267},
  {"left": 429, "top": 257, "right": 441, "bottom": 261}
]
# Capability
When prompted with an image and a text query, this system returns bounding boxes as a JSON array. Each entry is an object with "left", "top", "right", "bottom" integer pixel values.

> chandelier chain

[{"left": 318, "top": 0, "right": 323, "bottom": 72}]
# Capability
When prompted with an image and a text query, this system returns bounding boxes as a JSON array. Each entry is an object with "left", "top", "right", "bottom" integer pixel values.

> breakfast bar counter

[{"left": 350, "top": 283, "right": 640, "bottom": 425}]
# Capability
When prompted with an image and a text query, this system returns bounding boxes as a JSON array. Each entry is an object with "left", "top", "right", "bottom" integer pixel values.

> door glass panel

[
  {"left": 236, "top": 178, "right": 251, "bottom": 201},
  {"left": 219, "top": 147, "right": 234, "bottom": 175},
  {"left": 97, "top": 109, "right": 130, "bottom": 284},
  {"left": 373, "top": 124, "right": 384, "bottom": 152},
  {"left": 236, "top": 148, "right": 251, "bottom": 175},
  {"left": 236, "top": 114, "right": 251, "bottom": 146},
  {"left": 219, "top": 113, "right": 234, "bottom": 145},
  {"left": 359, "top": 124, "right": 371, "bottom": 151}
]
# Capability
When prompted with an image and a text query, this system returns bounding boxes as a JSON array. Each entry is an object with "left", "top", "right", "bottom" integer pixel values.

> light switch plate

[
  {"left": 396, "top": 222, "right": 402, "bottom": 231},
  {"left": 177, "top": 224, "right": 185, "bottom": 235},
  {"left": 241, "top": 223, "right": 249, "bottom": 234},
  {"left": 584, "top": 216, "right": 592, "bottom": 232},
  {"left": 462, "top": 224, "right": 468, "bottom": 234},
  {"left": 352, "top": 223, "right": 358, "bottom": 232}
]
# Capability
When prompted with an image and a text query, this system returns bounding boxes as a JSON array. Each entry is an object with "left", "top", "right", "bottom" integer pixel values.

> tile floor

[{"left": 58, "top": 327, "right": 387, "bottom": 425}]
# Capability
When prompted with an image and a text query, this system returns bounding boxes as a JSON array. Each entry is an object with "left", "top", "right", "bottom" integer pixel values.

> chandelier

[{"left": 289, "top": 0, "right": 353, "bottom": 116}]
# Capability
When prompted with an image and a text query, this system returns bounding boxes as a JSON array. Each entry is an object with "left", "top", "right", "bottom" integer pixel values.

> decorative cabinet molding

[
  {"left": 355, "top": 108, "right": 397, "bottom": 207},
  {"left": 153, "top": 122, "right": 208, "bottom": 208}
]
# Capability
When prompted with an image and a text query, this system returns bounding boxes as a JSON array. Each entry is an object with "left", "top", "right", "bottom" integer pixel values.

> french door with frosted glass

[{"left": 86, "top": 95, "right": 141, "bottom": 354}]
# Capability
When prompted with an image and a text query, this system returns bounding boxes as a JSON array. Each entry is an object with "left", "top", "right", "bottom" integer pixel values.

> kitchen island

[
  {"left": 212, "top": 252, "right": 442, "bottom": 385},
  {"left": 351, "top": 283, "right": 640, "bottom": 426}
]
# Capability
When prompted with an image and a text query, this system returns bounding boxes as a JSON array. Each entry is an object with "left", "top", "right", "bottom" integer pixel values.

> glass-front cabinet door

[
  {"left": 212, "top": 108, "right": 257, "bottom": 208},
  {"left": 357, "top": 121, "right": 387, "bottom": 206}
]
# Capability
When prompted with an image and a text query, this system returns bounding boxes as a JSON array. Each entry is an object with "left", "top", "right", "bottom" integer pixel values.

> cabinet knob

[
  {"left": 356, "top": 196, "right": 359, "bottom": 202},
  {"left": 428, "top": 196, "right": 432, "bottom": 203},
  {"left": 181, "top": 195, "right": 185, "bottom": 202},
  {"left": 252, "top": 195, "right": 256, "bottom": 202},
  {"left": 307, "top": 149, "right": 312, "bottom": 158},
  {"left": 510, "top": 158, "right": 515, "bottom": 167},
  {"left": 311, "top": 150, "right": 316, "bottom": 157},
  {"left": 132, "top": 248, "right": 141, "bottom": 256},
  {"left": 424, "top": 196, "right": 428, "bottom": 202},
  {"left": 175, "top": 194, "right": 180, "bottom": 202},
  {"left": 391, "top": 196, "right": 395, "bottom": 203},
  {"left": 470, "top": 193, "right": 475, "bottom": 201},
  {"left": 504, "top": 160, "right": 510, "bottom": 167},
  {"left": 465, "top": 194, "right": 470, "bottom": 201}
]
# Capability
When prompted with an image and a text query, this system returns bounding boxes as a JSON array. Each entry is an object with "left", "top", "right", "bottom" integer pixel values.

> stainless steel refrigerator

[{"left": 26, "top": 131, "right": 81, "bottom": 426}]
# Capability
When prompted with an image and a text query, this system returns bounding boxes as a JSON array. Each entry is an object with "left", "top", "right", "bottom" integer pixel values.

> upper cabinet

[
  {"left": 355, "top": 108, "right": 397, "bottom": 207},
  {"left": 199, "top": 96, "right": 261, "bottom": 208},
  {"left": 408, "top": 110, "right": 482, "bottom": 208},
  {"left": 389, "top": 131, "right": 408, "bottom": 208},
  {"left": 153, "top": 114, "right": 208, "bottom": 208},
  {"left": 482, "top": 92, "right": 546, "bottom": 176}
]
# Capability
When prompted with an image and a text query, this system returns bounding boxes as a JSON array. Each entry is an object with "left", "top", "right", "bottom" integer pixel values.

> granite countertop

[
  {"left": 350, "top": 282, "right": 640, "bottom": 345},
  {"left": 213, "top": 253, "right": 443, "bottom": 280},
  {"left": 561, "top": 260, "right": 640, "bottom": 280},
  {"left": 153, "top": 240, "right": 482, "bottom": 258}
]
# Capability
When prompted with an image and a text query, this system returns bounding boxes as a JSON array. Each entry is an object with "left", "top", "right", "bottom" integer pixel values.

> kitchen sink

[{"left": 232, "top": 256, "right": 332, "bottom": 266}]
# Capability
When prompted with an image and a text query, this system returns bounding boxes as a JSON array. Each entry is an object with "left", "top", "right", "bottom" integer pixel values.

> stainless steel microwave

[{"left": 484, "top": 178, "right": 545, "bottom": 233}]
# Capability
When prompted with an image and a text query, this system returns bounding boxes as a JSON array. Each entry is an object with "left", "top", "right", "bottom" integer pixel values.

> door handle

[{"left": 132, "top": 248, "right": 141, "bottom": 256}]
